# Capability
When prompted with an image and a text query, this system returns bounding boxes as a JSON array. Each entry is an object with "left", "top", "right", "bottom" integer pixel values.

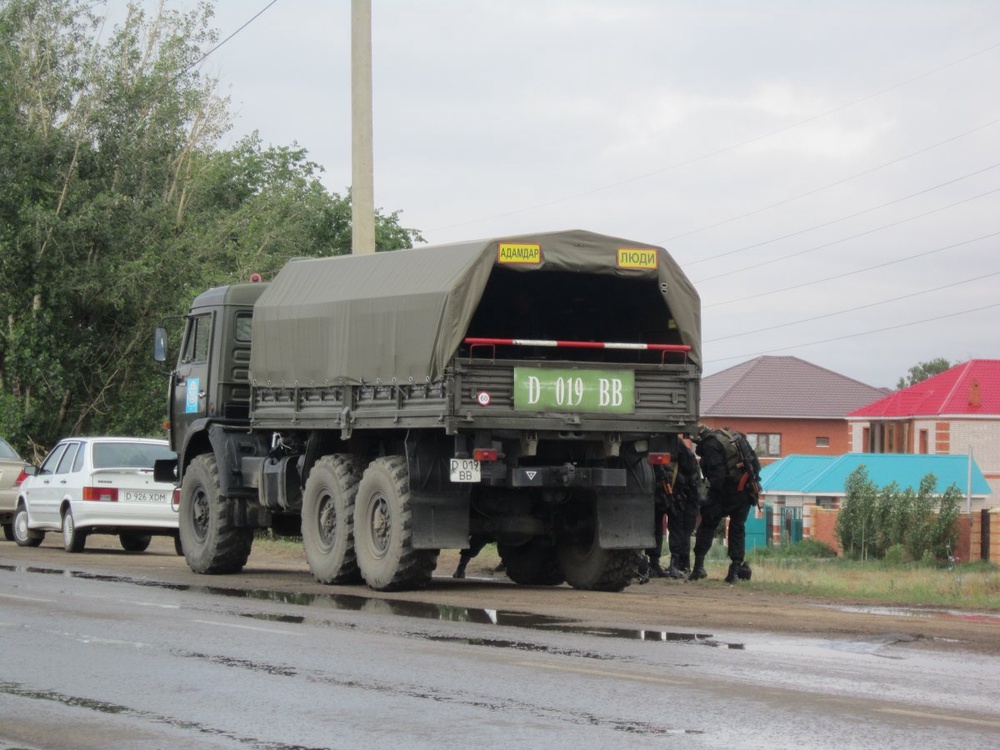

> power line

[
  {"left": 704, "top": 228, "right": 1000, "bottom": 309},
  {"left": 426, "top": 40, "right": 1000, "bottom": 234},
  {"left": 180, "top": 1, "right": 281, "bottom": 77},
  {"left": 695, "top": 184, "right": 1000, "bottom": 283},
  {"left": 705, "top": 269, "right": 1000, "bottom": 343},
  {"left": 708, "top": 301, "right": 1000, "bottom": 365},
  {"left": 684, "top": 150, "right": 1000, "bottom": 268}
]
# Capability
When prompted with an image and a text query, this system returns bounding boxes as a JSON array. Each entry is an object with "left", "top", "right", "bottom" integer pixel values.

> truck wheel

[
  {"left": 119, "top": 533, "right": 152, "bottom": 552},
  {"left": 62, "top": 507, "right": 87, "bottom": 553},
  {"left": 302, "top": 454, "right": 362, "bottom": 584},
  {"left": 557, "top": 504, "right": 636, "bottom": 592},
  {"left": 180, "top": 454, "right": 253, "bottom": 574},
  {"left": 354, "top": 456, "right": 438, "bottom": 591},
  {"left": 13, "top": 503, "right": 43, "bottom": 547},
  {"left": 498, "top": 540, "right": 565, "bottom": 586}
]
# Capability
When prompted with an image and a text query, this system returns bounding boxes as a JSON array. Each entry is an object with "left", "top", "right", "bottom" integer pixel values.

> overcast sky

[{"left": 123, "top": 1, "right": 998, "bottom": 389}]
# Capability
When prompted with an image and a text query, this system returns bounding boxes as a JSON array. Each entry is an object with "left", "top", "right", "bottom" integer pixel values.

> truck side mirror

[{"left": 153, "top": 327, "right": 168, "bottom": 362}]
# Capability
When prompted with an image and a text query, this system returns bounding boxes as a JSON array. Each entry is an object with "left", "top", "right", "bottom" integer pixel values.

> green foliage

[
  {"left": 896, "top": 358, "right": 952, "bottom": 390},
  {"left": 835, "top": 466, "right": 961, "bottom": 563},
  {"left": 0, "top": 0, "right": 422, "bottom": 456}
]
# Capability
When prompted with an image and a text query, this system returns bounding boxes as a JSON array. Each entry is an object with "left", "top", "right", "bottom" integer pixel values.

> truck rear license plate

[
  {"left": 449, "top": 458, "right": 481, "bottom": 483},
  {"left": 513, "top": 368, "right": 635, "bottom": 413}
]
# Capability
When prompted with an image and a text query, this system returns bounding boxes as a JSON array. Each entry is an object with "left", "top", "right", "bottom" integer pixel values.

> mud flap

[
  {"left": 409, "top": 491, "right": 471, "bottom": 549},
  {"left": 596, "top": 493, "right": 654, "bottom": 549}
]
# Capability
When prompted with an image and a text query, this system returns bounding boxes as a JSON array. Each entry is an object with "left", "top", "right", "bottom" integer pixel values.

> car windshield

[
  {"left": 0, "top": 438, "right": 21, "bottom": 460},
  {"left": 92, "top": 442, "right": 175, "bottom": 470}
]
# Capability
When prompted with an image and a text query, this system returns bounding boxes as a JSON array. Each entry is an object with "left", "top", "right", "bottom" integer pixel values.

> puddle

[
  {"left": 0, "top": 562, "right": 738, "bottom": 648},
  {"left": 822, "top": 603, "right": 1000, "bottom": 625}
]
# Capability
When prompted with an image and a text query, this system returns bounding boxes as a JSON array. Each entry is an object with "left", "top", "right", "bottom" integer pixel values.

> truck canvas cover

[{"left": 249, "top": 229, "right": 701, "bottom": 387}]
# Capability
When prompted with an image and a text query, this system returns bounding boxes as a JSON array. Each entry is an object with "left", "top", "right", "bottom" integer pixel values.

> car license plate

[
  {"left": 513, "top": 367, "right": 635, "bottom": 413},
  {"left": 123, "top": 491, "right": 167, "bottom": 503},
  {"left": 449, "top": 458, "right": 481, "bottom": 483}
]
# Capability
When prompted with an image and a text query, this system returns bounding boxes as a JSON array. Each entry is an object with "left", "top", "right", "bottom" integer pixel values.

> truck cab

[{"left": 157, "top": 282, "right": 266, "bottom": 475}]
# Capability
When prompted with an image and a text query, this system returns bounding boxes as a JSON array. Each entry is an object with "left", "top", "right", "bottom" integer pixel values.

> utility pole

[{"left": 351, "top": 0, "right": 375, "bottom": 254}]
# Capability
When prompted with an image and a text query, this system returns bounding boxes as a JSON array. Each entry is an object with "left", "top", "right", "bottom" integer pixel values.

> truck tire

[
  {"left": 354, "top": 456, "right": 439, "bottom": 591},
  {"left": 302, "top": 454, "right": 362, "bottom": 584},
  {"left": 180, "top": 454, "right": 253, "bottom": 574},
  {"left": 498, "top": 540, "right": 565, "bottom": 586},
  {"left": 62, "top": 507, "right": 86, "bottom": 553},
  {"left": 13, "top": 503, "right": 43, "bottom": 547},
  {"left": 557, "top": 502, "right": 636, "bottom": 592}
]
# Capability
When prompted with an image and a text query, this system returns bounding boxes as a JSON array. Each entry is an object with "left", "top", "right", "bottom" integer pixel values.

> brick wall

[{"left": 701, "top": 417, "right": 850, "bottom": 465}]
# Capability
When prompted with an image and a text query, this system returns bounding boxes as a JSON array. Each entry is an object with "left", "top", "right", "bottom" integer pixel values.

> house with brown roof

[
  {"left": 700, "top": 356, "right": 889, "bottom": 466},
  {"left": 846, "top": 359, "right": 1000, "bottom": 507}
]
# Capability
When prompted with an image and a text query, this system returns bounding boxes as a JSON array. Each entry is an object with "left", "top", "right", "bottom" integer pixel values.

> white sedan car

[{"left": 13, "top": 437, "right": 181, "bottom": 554}]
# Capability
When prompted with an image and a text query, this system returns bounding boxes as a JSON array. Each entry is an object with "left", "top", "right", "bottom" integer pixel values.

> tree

[
  {"left": 896, "top": 358, "right": 952, "bottom": 390},
  {"left": 0, "top": 0, "right": 421, "bottom": 457},
  {"left": 835, "top": 466, "right": 960, "bottom": 562}
]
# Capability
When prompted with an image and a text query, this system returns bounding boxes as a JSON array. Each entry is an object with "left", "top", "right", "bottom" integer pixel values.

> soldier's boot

[
  {"left": 737, "top": 561, "right": 752, "bottom": 581},
  {"left": 678, "top": 555, "right": 691, "bottom": 574},
  {"left": 647, "top": 556, "right": 667, "bottom": 578},
  {"left": 688, "top": 555, "right": 708, "bottom": 581},
  {"left": 725, "top": 559, "right": 752, "bottom": 584},
  {"left": 665, "top": 554, "right": 687, "bottom": 579},
  {"left": 453, "top": 554, "right": 470, "bottom": 579}
]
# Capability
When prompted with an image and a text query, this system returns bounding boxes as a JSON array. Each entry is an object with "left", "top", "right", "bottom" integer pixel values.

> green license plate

[{"left": 513, "top": 368, "right": 635, "bottom": 413}]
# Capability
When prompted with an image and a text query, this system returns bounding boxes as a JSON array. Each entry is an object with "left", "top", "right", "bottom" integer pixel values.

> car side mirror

[{"left": 153, "top": 327, "right": 168, "bottom": 362}]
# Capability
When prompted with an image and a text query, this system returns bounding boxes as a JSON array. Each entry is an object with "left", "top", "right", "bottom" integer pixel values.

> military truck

[{"left": 154, "top": 229, "right": 701, "bottom": 592}]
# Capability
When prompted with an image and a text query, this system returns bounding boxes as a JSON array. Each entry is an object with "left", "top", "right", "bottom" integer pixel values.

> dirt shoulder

[{"left": 7, "top": 538, "right": 999, "bottom": 656}]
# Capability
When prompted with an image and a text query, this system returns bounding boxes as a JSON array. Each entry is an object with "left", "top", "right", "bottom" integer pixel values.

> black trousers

[
  {"left": 666, "top": 500, "right": 699, "bottom": 565},
  {"left": 693, "top": 490, "right": 754, "bottom": 562}
]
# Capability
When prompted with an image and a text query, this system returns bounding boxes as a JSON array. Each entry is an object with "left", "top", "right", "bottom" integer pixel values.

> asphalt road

[{"left": 2, "top": 539, "right": 999, "bottom": 750}]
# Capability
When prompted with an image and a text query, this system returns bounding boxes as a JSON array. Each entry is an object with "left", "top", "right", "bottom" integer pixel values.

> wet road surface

[{"left": 1, "top": 548, "right": 999, "bottom": 749}]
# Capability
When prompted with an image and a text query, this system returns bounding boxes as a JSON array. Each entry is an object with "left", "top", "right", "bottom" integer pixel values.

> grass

[
  {"left": 741, "top": 542, "right": 1000, "bottom": 610},
  {"left": 254, "top": 532, "right": 1000, "bottom": 610}
]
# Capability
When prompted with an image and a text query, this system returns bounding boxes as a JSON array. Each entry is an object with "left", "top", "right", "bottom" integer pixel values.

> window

[
  {"left": 235, "top": 312, "right": 253, "bottom": 343},
  {"left": 182, "top": 314, "right": 212, "bottom": 363},
  {"left": 816, "top": 436, "right": 830, "bottom": 448},
  {"left": 747, "top": 433, "right": 781, "bottom": 457},
  {"left": 55, "top": 443, "right": 80, "bottom": 475},
  {"left": 39, "top": 444, "right": 69, "bottom": 475}
]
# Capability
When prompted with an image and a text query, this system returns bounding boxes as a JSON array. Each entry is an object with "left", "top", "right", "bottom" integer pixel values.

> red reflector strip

[
  {"left": 646, "top": 453, "right": 672, "bottom": 465},
  {"left": 472, "top": 448, "right": 498, "bottom": 462},
  {"left": 82, "top": 487, "right": 119, "bottom": 502},
  {"left": 464, "top": 337, "right": 691, "bottom": 353}
]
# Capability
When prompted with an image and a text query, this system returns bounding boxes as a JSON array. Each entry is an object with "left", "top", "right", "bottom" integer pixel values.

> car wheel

[
  {"left": 13, "top": 504, "right": 43, "bottom": 548},
  {"left": 119, "top": 533, "right": 152, "bottom": 552},
  {"left": 174, "top": 534, "right": 183, "bottom": 556},
  {"left": 62, "top": 507, "right": 87, "bottom": 552}
]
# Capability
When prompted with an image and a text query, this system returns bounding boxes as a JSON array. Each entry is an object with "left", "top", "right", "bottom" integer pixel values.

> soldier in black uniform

[
  {"left": 689, "top": 425, "right": 761, "bottom": 583},
  {"left": 664, "top": 439, "right": 702, "bottom": 578},
  {"left": 645, "top": 439, "right": 702, "bottom": 578}
]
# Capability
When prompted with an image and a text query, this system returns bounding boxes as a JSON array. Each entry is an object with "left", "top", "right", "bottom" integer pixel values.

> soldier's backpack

[{"left": 709, "top": 428, "right": 762, "bottom": 505}]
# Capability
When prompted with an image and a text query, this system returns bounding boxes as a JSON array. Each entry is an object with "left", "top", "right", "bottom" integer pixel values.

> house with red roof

[
  {"left": 700, "top": 356, "right": 889, "bottom": 466},
  {"left": 846, "top": 359, "right": 1000, "bottom": 508}
]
